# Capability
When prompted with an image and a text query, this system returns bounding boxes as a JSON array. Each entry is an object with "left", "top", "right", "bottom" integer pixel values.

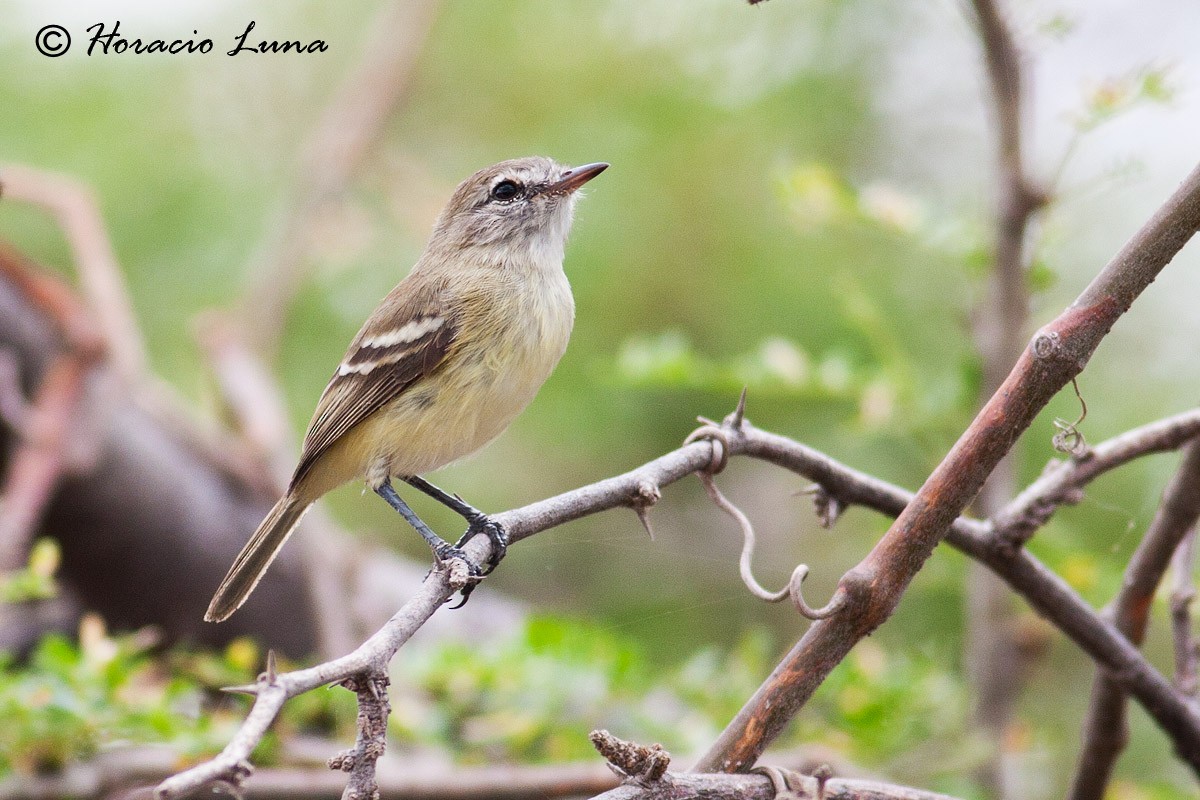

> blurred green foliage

[
  {"left": 0, "top": 624, "right": 230, "bottom": 777},
  {"left": 0, "top": 0, "right": 1196, "bottom": 796}
]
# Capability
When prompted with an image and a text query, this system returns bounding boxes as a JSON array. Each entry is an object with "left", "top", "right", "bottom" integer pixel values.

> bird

[{"left": 205, "top": 156, "right": 608, "bottom": 622}]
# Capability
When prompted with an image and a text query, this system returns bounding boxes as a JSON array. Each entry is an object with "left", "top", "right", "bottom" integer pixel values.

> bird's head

[{"left": 429, "top": 157, "right": 608, "bottom": 265}]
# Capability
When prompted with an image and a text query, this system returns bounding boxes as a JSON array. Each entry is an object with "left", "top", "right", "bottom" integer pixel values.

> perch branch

[
  {"left": 695, "top": 157, "right": 1200, "bottom": 774},
  {"left": 157, "top": 399, "right": 1200, "bottom": 796},
  {"left": 1068, "top": 441, "right": 1200, "bottom": 800}
]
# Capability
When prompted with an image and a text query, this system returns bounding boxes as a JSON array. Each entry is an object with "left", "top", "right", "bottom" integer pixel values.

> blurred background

[{"left": 1, "top": 0, "right": 1199, "bottom": 798}]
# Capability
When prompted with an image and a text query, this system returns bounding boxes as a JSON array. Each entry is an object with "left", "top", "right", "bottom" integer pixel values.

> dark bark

[{"left": 0, "top": 245, "right": 319, "bottom": 657}]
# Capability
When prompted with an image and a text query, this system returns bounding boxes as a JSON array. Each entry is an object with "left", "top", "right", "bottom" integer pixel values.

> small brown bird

[{"left": 205, "top": 157, "right": 608, "bottom": 622}]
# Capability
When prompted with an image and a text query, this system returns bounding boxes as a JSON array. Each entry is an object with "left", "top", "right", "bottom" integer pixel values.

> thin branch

[
  {"left": 328, "top": 670, "right": 390, "bottom": 800},
  {"left": 1068, "top": 441, "right": 1200, "bottom": 800},
  {"left": 968, "top": 0, "right": 1045, "bottom": 405},
  {"left": 240, "top": 0, "right": 441, "bottom": 355},
  {"left": 992, "top": 408, "right": 1200, "bottom": 547},
  {"left": 728, "top": 422, "right": 1200, "bottom": 770},
  {"left": 696, "top": 158, "right": 1200, "bottom": 774},
  {"left": 155, "top": 573, "right": 452, "bottom": 798},
  {"left": 1170, "top": 528, "right": 1198, "bottom": 695},
  {"left": 0, "top": 164, "right": 145, "bottom": 380},
  {"left": 594, "top": 775, "right": 960, "bottom": 800},
  {"left": 593, "top": 767, "right": 959, "bottom": 800}
]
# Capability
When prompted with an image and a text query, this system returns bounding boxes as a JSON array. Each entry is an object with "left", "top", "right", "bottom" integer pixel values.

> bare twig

[
  {"left": 590, "top": 731, "right": 670, "bottom": 783},
  {"left": 240, "top": 0, "right": 441, "bottom": 355},
  {"left": 1068, "top": 441, "right": 1200, "bottom": 800},
  {"left": 155, "top": 575, "right": 450, "bottom": 798},
  {"left": 992, "top": 408, "right": 1200, "bottom": 547},
  {"left": 1170, "top": 528, "right": 1198, "bottom": 695},
  {"left": 0, "top": 164, "right": 145, "bottom": 380},
  {"left": 697, "top": 158, "right": 1200, "bottom": 775}
]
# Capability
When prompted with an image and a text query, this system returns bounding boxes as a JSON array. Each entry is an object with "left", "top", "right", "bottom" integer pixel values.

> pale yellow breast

[{"left": 365, "top": 266, "right": 574, "bottom": 478}]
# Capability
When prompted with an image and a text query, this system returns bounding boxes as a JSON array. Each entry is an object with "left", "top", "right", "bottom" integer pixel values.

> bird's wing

[{"left": 290, "top": 282, "right": 459, "bottom": 489}]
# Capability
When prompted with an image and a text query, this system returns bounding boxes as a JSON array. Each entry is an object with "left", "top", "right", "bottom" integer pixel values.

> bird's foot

[
  {"left": 431, "top": 541, "right": 485, "bottom": 608},
  {"left": 454, "top": 514, "right": 509, "bottom": 574}
]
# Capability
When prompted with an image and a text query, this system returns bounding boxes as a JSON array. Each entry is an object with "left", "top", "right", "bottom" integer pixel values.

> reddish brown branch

[
  {"left": 695, "top": 159, "right": 1200, "bottom": 775},
  {"left": 1068, "top": 441, "right": 1200, "bottom": 800}
]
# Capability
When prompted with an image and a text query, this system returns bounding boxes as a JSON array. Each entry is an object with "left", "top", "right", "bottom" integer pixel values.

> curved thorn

[{"left": 727, "top": 386, "right": 748, "bottom": 429}]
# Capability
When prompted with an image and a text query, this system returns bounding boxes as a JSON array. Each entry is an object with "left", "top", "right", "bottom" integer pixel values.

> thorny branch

[
  {"left": 696, "top": 157, "right": 1200, "bottom": 775},
  {"left": 157, "top": 399, "right": 1200, "bottom": 797},
  {"left": 1068, "top": 441, "right": 1200, "bottom": 800}
]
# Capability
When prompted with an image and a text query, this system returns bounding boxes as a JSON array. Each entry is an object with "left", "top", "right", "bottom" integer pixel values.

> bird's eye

[{"left": 491, "top": 180, "right": 521, "bottom": 202}]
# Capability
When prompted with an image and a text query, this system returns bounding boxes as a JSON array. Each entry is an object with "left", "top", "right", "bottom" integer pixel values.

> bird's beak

[{"left": 549, "top": 162, "right": 609, "bottom": 194}]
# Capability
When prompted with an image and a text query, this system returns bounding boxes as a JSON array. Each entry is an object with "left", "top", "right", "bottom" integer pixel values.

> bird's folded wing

[{"left": 290, "top": 293, "right": 459, "bottom": 489}]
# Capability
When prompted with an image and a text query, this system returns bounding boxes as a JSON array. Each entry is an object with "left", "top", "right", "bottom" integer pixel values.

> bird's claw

[{"left": 455, "top": 515, "right": 509, "bottom": 574}]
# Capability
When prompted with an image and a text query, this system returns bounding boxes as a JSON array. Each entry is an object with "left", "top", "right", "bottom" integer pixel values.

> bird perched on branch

[{"left": 205, "top": 156, "right": 608, "bottom": 622}]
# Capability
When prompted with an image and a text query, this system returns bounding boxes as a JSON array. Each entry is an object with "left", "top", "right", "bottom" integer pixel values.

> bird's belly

[{"left": 369, "top": 292, "right": 571, "bottom": 478}]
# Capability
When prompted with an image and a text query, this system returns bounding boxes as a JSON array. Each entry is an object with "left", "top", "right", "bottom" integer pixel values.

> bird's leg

[
  {"left": 402, "top": 475, "right": 509, "bottom": 572},
  {"left": 373, "top": 480, "right": 483, "bottom": 582}
]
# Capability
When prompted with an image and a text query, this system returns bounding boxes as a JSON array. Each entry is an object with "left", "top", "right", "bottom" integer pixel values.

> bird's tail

[{"left": 205, "top": 493, "right": 310, "bottom": 623}]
